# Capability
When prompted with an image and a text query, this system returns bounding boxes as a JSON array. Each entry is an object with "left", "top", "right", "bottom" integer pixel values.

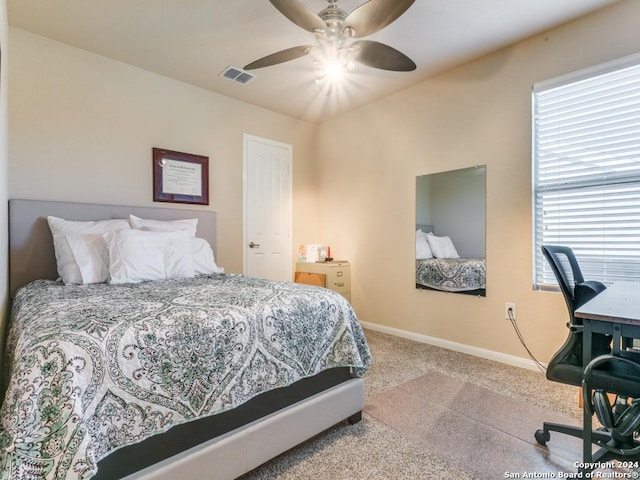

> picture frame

[{"left": 152, "top": 148, "right": 209, "bottom": 205}]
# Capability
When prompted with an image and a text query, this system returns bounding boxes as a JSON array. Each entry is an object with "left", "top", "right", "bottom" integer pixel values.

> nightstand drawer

[
  {"left": 295, "top": 261, "right": 351, "bottom": 301},
  {"left": 326, "top": 267, "right": 350, "bottom": 294},
  {"left": 294, "top": 271, "right": 326, "bottom": 287}
]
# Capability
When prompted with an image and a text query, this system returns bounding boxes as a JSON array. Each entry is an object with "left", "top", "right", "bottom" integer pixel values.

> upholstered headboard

[
  {"left": 416, "top": 224, "right": 434, "bottom": 234},
  {"left": 8, "top": 199, "right": 217, "bottom": 296}
]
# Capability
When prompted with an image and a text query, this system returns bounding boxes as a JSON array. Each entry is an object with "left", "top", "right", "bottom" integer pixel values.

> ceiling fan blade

[
  {"left": 269, "top": 0, "right": 326, "bottom": 33},
  {"left": 345, "top": 0, "right": 415, "bottom": 38},
  {"left": 352, "top": 40, "right": 416, "bottom": 72},
  {"left": 244, "top": 45, "right": 312, "bottom": 70}
]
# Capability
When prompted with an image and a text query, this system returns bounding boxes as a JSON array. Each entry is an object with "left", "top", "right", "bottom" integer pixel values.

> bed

[
  {"left": 415, "top": 224, "right": 486, "bottom": 296},
  {"left": 1, "top": 199, "right": 371, "bottom": 480}
]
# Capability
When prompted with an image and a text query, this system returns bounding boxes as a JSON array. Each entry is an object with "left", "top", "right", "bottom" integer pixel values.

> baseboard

[{"left": 360, "top": 321, "right": 546, "bottom": 373}]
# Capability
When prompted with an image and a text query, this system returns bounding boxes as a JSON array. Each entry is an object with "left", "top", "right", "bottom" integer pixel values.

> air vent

[{"left": 220, "top": 66, "right": 255, "bottom": 85}]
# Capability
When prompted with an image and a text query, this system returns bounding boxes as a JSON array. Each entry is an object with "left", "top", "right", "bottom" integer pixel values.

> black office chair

[{"left": 535, "top": 245, "right": 640, "bottom": 462}]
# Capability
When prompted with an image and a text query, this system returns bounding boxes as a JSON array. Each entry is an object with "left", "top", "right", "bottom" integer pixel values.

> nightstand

[{"left": 294, "top": 261, "right": 351, "bottom": 302}]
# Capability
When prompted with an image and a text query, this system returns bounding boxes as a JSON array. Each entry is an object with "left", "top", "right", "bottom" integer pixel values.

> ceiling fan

[{"left": 244, "top": 0, "right": 417, "bottom": 76}]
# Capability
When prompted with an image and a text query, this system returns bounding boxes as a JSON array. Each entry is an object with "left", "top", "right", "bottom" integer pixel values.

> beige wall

[
  {"left": 315, "top": 0, "right": 640, "bottom": 363},
  {"left": 8, "top": 28, "right": 320, "bottom": 277},
  {"left": 0, "top": 0, "right": 8, "bottom": 368}
]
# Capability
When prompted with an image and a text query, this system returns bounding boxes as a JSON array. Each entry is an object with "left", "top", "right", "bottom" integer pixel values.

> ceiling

[{"left": 8, "top": 0, "right": 620, "bottom": 123}]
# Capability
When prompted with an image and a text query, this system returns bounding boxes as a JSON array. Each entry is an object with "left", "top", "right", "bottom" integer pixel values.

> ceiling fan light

[
  {"left": 313, "top": 58, "right": 346, "bottom": 94},
  {"left": 313, "top": 28, "right": 327, "bottom": 43},
  {"left": 328, "top": 62, "right": 344, "bottom": 80}
]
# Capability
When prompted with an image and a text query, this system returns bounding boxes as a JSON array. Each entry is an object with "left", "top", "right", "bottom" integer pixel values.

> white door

[{"left": 243, "top": 134, "right": 293, "bottom": 281}]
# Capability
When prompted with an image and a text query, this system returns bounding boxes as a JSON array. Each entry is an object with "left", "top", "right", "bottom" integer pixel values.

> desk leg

[
  {"left": 583, "top": 320, "right": 593, "bottom": 468},
  {"left": 612, "top": 325, "right": 622, "bottom": 355}
]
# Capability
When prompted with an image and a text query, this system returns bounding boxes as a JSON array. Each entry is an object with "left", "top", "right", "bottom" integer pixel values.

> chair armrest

[{"left": 575, "top": 280, "right": 607, "bottom": 309}]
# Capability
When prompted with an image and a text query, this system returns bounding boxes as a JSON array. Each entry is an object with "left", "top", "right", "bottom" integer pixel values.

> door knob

[{"left": 249, "top": 241, "right": 260, "bottom": 248}]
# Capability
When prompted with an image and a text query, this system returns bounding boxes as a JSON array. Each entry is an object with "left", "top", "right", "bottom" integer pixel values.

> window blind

[{"left": 532, "top": 53, "right": 640, "bottom": 288}]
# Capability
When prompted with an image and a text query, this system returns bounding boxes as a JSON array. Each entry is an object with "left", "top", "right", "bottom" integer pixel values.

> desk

[
  {"left": 575, "top": 281, "right": 640, "bottom": 465},
  {"left": 576, "top": 282, "right": 640, "bottom": 325}
]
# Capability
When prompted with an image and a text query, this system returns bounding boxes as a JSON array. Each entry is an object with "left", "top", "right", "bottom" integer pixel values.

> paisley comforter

[
  {"left": 416, "top": 258, "right": 486, "bottom": 292},
  {"left": 0, "top": 274, "right": 371, "bottom": 480}
]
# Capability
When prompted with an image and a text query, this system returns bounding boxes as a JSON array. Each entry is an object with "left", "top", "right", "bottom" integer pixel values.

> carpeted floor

[{"left": 240, "top": 329, "right": 636, "bottom": 479}]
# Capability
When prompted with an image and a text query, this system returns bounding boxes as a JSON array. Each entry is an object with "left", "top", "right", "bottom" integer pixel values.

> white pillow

[
  {"left": 191, "top": 237, "right": 222, "bottom": 275},
  {"left": 129, "top": 214, "right": 198, "bottom": 237},
  {"left": 426, "top": 233, "right": 460, "bottom": 259},
  {"left": 47, "top": 216, "right": 130, "bottom": 284},
  {"left": 62, "top": 234, "right": 110, "bottom": 284},
  {"left": 415, "top": 229, "right": 433, "bottom": 259},
  {"left": 104, "top": 229, "right": 195, "bottom": 284}
]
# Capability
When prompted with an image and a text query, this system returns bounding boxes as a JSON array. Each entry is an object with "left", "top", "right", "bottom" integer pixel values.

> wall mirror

[{"left": 415, "top": 165, "right": 486, "bottom": 296}]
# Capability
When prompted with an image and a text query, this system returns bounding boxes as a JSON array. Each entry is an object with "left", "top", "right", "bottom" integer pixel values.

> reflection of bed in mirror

[
  {"left": 415, "top": 224, "right": 486, "bottom": 296},
  {"left": 415, "top": 165, "right": 486, "bottom": 297}
]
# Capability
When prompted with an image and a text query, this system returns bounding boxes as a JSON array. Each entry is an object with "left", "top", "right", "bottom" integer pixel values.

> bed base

[
  {"left": 95, "top": 367, "right": 358, "bottom": 479},
  {"left": 123, "top": 378, "right": 364, "bottom": 480},
  {"left": 416, "top": 283, "right": 486, "bottom": 297}
]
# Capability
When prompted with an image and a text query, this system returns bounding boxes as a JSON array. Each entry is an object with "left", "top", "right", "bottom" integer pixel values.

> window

[{"left": 532, "top": 54, "right": 640, "bottom": 288}]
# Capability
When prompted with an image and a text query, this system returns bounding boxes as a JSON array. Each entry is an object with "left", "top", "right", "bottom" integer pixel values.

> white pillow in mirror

[
  {"left": 104, "top": 229, "right": 195, "bottom": 284},
  {"left": 129, "top": 214, "right": 198, "bottom": 237},
  {"left": 426, "top": 233, "right": 460, "bottom": 259},
  {"left": 47, "top": 216, "right": 130, "bottom": 284},
  {"left": 415, "top": 229, "right": 433, "bottom": 259}
]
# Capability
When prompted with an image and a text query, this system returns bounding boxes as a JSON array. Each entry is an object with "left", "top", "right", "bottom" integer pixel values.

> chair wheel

[{"left": 535, "top": 429, "right": 549, "bottom": 446}]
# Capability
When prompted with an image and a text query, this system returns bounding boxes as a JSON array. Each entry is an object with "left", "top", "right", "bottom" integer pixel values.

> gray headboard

[
  {"left": 416, "top": 224, "right": 434, "bottom": 233},
  {"left": 8, "top": 199, "right": 217, "bottom": 296}
]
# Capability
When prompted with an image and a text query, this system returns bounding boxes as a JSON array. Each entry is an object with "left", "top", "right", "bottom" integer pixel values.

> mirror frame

[{"left": 415, "top": 165, "right": 486, "bottom": 296}]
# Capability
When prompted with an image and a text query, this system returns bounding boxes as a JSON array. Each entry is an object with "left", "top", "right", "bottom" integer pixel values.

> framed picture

[{"left": 152, "top": 148, "right": 209, "bottom": 205}]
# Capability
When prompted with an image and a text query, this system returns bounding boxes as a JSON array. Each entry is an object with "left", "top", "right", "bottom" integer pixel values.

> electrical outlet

[{"left": 505, "top": 303, "right": 517, "bottom": 320}]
